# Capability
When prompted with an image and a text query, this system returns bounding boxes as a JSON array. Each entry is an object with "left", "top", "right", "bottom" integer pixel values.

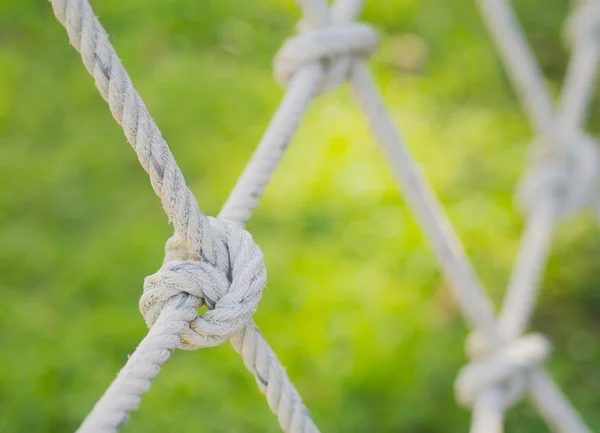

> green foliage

[{"left": 1, "top": 0, "right": 600, "bottom": 431}]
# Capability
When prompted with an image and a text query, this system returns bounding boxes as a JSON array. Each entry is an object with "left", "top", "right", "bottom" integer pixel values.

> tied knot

[
  {"left": 139, "top": 217, "right": 267, "bottom": 350},
  {"left": 564, "top": 0, "right": 600, "bottom": 47},
  {"left": 455, "top": 332, "right": 551, "bottom": 410},
  {"left": 274, "top": 21, "right": 379, "bottom": 92},
  {"left": 517, "top": 129, "right": 600, "bottom": 217}
]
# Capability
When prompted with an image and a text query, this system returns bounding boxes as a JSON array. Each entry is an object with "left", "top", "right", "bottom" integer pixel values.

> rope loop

[
  {"left": 517, "top": 129, "right": 600, "bottom": 217},
  {"left": 455, "top": 332, "right": 551, "bottom": 410},
  {"left": 274, "top": 21, "right": 379, "bottom": 93},
  {"left": 140, "top": 217, "right": 267, "bottom": 350}
]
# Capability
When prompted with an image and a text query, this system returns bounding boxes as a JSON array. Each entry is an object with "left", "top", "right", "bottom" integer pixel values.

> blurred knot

[
  {"left": 517, "top": 129, "right": 600, "bottom": 217},
  {"left": 139, "top": 217, "right": 266, "bottom": 350},
  {"left": 274, "top": 20, "right": 379, "bottom": 92},
  {"left": 564, "top": 0, "right": 600, "bottom": 47},
  {"left": 455, "top": 332, "right": 551, "bottom": 410}
]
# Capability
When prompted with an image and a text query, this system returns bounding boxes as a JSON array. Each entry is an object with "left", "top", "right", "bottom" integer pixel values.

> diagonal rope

[
  {"left": 232, "top": 0, "right": 595, "bottom": 429},
  {"left": 561, "top": 0, "right": 600, "bottom": 131},
  {"left": 483, "top": 0, "right": 600, "bottom": 343},
  {"left": 45, "top": 0, "right": 598, "bottom": 432},
  {"left": 350, "top": 60, "right": 591, "bottom": 433},
  {"left": 322, "top": 0, "right": 594, "bottom": 432},
  {"left": 476, "top": 0, "right": 556, "bottom": 138},
  {"left": 458, "top": 1, "right": 600, "bottom": 432},
  {"left": 219, "top": 0, "right": 376, "bottom": 226},
  {"left": 48, "top": 1, "right": 317, "bottom": 432}
]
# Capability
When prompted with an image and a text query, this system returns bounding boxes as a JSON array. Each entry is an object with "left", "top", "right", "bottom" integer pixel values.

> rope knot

[
  {"left": 139, "top": 217, "right": 266, "bottom": 350},
  {"left": 517, "top": 129, "right": 600, "bottom": 217},
  {"left": 274, "top": 21, "right": 379, "bottom": 92},
  {"left": 455, "top": 332, "right": 551, "bottom": 410}
]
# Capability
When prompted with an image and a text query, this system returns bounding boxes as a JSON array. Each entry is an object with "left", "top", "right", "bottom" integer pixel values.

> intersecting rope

[
  {"left": 49, "top": 1, "right": 318, "bottom": 432},
  {"left": 454, "top": 1, "right": 600, "bottom": 432},
  {"left": 46, "top": 0, "right": 599, "bottom": 432}
]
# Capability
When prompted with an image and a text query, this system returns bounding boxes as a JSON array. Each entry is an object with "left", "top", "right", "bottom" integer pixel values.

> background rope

[
  {"left": 219, "top": 0, "right": 376, "bottom": 226},
  {"left": 462, "top": 0, "right": 600, "bottom": 431},
  {"left": 350, "top": 0, "right": 596, "bottom": 431},
  {"left": 46, "top": 0, "right": 599, "bottom": 432},
  {"left": 350, "top": 45, "right": 592, "bottom": 433}
]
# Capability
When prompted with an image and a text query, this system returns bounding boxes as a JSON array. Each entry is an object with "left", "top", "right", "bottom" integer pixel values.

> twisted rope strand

[
  {"left": 220, "top": 0, "right": 371, "bottom": 226},
  {"left": 218, "top": 65, "right": 322, "bottom": 226},
  {"left": 49, "top": 1, "right": 317, "bottom": 432},
  {"left": 51, "top": 0, "right": 224, "bottom": 266},
  {"left": 47, "top": 0, "right": 597, "bottom": 432}
]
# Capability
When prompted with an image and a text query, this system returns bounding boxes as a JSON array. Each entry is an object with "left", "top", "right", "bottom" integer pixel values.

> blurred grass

[{"left": 1, "top": 0, "right": 600, "bottom": 432}]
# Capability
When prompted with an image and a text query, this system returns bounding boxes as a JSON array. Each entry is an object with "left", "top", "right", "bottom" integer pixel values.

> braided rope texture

[
  {"left": 49, "top": 0, "right": 317, "bottom": 432},
  {"left": 45, "top": 0, "right": 600, "bottom": 432}
]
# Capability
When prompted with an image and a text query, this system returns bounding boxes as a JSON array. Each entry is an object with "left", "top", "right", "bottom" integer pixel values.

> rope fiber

[{"left": 44, "top": 0, "right": 600, "bottom": 432}]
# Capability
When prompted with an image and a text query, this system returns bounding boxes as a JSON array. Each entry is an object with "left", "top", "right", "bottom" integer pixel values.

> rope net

[{"left": 45, "top": 0, "right": 600, "bottom": 432}]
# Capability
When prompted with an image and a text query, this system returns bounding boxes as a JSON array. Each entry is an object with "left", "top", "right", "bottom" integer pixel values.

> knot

[
  {"left": 455, "top": 332, "right": 551, "bottom": 410},
  {"left": 564, "top": 0, "right": 600, "bottom": 47},
  {"left": 517, "top": 129, "right": 600, "bottom": 217},
  {"left": 139, "top": 217, "right": 267, "bottom": 350},
  {"left": 274, "top": 21, "right": 379, "bottom": 92}
]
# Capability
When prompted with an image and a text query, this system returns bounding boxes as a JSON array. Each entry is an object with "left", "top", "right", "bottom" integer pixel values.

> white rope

[
  {"left": 482, "top": 0, "right": 600, "bottom": 344},
  {"left": 273, "top": 0, "right": 595, "bottom": 427},
  {"left": 562, "top": 0, "right": 600, "bottom": 130},
  {"left": 48, "top": 1, "right": 317, "bottom": 432},
  {"left": 349, "top": 57, "right": 592, "bottom": 433},
  {"left": 456, "top": 333, "right": 552, "bottom": 410},
  {"left": 219, "top": 0, "right": 377, "bottom": 226},
  {"left": 45, "top": 0, "right": 600, "bottom": 431},
  {"left": 476, "top": 0, "right": 556, "bottom": 137},
  {"left": 459, "top": 1, "right": 600, "bottom": 432},
  {"left": 222, "top": 2, "right": 591, "bottom": 427}
]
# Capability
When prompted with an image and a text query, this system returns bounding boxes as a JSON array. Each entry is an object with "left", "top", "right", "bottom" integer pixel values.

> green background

[{"left": 1, "top": 0, "right": 600, "bottom": 431}]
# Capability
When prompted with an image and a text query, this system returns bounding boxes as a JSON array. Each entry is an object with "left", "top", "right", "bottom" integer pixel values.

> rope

[
  {"left": 280, "top": 0, "right": 597, "bottom": 431},
  {"left": 219, "top": 0, "right": 377, "bottom": 226},
  {"left": 455, "top": 1, "right": 600, "bottom": 432},
  {"left": 44, "top": 0, "right": 600, "bottom": 431},
  {"left": 350, "top": 48, "right": 592, "bottom": 433},
  {"left": 48, "top": 1, "right": 317, "bottom": 432},
  {"left": 562, "top": 0, "right": 600, "bottom": 130},
  {"left": 456, "top": 333, "right": 551, "bottom": 410}
]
